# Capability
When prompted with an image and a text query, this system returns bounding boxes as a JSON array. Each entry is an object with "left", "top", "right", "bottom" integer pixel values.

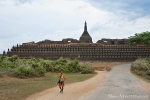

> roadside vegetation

[
  {"left": 0, "top": 55, "right": 94, "bottom": 78},
  {"left": 0, "top": 55, "right": 95, "bottom": 100},
  {"left": 131, "top": 57, "right": 150, "bottom": 81},
  {"left": 128, "top": 31, "right": 150, "bottom": 81}
]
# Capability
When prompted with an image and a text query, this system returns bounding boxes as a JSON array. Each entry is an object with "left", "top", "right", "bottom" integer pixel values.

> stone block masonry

[{"left": 7, "top": 43, "right": 150, "bottom": 62}]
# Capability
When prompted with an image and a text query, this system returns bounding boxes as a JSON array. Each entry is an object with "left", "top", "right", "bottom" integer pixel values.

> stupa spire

[
  {"left": 84, "top": 21, "right": 87, "bottom": 31},
  {"left": 79, "top": 21, "right": 93, "bottom": 43}
]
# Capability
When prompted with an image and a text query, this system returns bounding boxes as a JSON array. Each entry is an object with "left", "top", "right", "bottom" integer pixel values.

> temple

[
  {"left": 79, "top": 21, "right": 93, "bottom": 43},
  {"left": 5, "top": 22, "right": 150, "bottom": 61}
]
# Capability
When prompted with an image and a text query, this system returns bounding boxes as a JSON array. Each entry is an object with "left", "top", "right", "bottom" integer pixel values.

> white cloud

[
  {"left": 91, "top": 16, "right": 150, "bottom": 42},
  {"left": 0, "top": 0, "right": 150, "bottom": 53}
]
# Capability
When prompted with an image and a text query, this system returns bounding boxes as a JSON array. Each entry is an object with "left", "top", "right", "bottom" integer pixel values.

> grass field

[
  {"left": 0, "top": 72, "right": 96, "bottom": 100},
  {"left": 0, "top": 62, "right": 128, "bottom": 100}
]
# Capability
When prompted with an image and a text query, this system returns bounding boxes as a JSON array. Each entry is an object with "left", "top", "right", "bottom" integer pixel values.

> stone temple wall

[
  {"left": 7, "top": 43, "right": 150, "bottom": 62},
  {"left": 5, "top": 22, "right": 150, "bottom": 61}
]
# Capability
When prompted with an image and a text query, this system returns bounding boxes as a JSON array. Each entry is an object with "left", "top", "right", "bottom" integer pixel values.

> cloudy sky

[{"left": 0, "top": 0, "right": 150, "bottom": 54}]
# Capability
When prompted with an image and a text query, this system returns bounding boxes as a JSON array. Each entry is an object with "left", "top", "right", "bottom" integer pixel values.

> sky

[{"left": 0, "top": 0, "right": 150, "bottom": 54}]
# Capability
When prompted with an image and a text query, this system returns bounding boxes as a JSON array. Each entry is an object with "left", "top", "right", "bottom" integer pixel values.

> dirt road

[
  {"left": 26, "top": 71, "right": 107, "bottom": 100},
  {"left": 83, "top": 64, "right": 150, "bottom": 100},
  {"left": 26, "top": 64, "right": 150, "bottom": 100}
]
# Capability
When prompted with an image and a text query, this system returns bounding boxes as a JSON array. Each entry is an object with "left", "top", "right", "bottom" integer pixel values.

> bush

[
  {"left": 8, "top": 55, "right": 19, "bottom": 62},
  {"left": 14, "top": 66, "right": 31, "bottom": 78},
  {"left": 42, "top": 60, "right": 54, "bottom": 72},
  {"left": 131, "top": 57, "right": 150, "bottom": 80},
  {"left": 34, "top": 66, "right": 46, "bottom": 77},
  {"left": 0, "top": 56, "right": 95, "bottom": 78},
  {"left": 80, "top": 62, "right": 94, "bottom": 74},
  {"left": 14, "top": 65, "right": 46, "bottom": 78},
  {"left": 146, "top": 69, "right": 150, "bottom": 75},
  {"left": 131, "top": 58, "right": 150, "bottom": 71}
]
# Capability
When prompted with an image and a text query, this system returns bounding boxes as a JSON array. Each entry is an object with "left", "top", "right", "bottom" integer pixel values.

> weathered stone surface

[
  {"left": 79, "top": 21, "right": 93, "bottom": 43},
  {"left": 96, "top": 38, "right": 127, "bottom": 45},
  {"left": 6, "top": 43, "right": 150, "bottom": 61}
]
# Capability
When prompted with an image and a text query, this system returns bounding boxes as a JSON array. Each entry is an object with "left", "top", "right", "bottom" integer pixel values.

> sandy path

[
  {"left": 26, "top": 71, "right": 107, "bottom": 100},
  {"left": 26, "top": 64, "right": 150, "bottom": 100},
  {"left": 84, "top": 64, "right": 150, "bottom": 100}
]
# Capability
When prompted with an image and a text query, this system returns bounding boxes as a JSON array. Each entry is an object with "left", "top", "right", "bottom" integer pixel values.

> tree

[{"left": 127, "top": 31, "right": 150, "bottom": 45}]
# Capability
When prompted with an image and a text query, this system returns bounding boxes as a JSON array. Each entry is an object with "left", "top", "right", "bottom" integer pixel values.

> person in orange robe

[{"left": 58, "top": 70, "right": 66, "bottom": 93}]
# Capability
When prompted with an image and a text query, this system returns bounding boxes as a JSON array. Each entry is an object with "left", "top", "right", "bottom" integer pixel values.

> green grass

[
  {"left": 0, "top": 67, "right": 10, "bottom": 71},
  {"left": 0, "top": 72, "right": 96, "bottom": 100}
]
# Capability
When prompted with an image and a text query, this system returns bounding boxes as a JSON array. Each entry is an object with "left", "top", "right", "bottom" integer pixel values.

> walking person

[{"left": 58, "top": 69, "right": 66, "bottom": 93}]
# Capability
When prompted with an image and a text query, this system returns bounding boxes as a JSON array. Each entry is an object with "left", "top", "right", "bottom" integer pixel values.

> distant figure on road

[{"left": 58, "top": 69, "right": 66, "bottom": 93}]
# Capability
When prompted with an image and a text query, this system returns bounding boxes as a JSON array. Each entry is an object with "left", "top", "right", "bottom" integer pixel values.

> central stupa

[{"left": 79, "top": 21, "right": 93, "bottom": 43}]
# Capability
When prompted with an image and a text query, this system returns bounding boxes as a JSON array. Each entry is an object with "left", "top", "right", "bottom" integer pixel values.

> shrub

[
  {"left": 131, "top": 58, "right": 149, "bottom": 71},
  {"left": 147, "top": 69, "right": 150, "bottom": 75},
  {"left": 14, "top": 66, "right": 30, "bottom": 78},
  {"left": 8, "top": 55, "right": 19, "bottom": 62},
  {"left": 0, "top": 56, "right": 95, "bottom": 78},
  {"left": 42, "top": 60, "right": 54, "bottom": 72},
  {"left": 14, "top": 65, "right": 46, "bottom": 78},
  {"left": 131, "top": 57, "right": 150, "bottom": 80},
  {"left": 80, "top": 62, "right": 94, "bottom": 74},
  {"left": 34, "top": 66, "right": 46, "bottom": 77}
]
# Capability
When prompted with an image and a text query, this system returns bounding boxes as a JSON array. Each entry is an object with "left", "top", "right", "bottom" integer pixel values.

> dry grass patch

[
  {"left": 0, "top": 72, "right": 96, "bottom": 100},
  {"left": 80, "top": 61, "right": 132, "bottom": 71}
]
